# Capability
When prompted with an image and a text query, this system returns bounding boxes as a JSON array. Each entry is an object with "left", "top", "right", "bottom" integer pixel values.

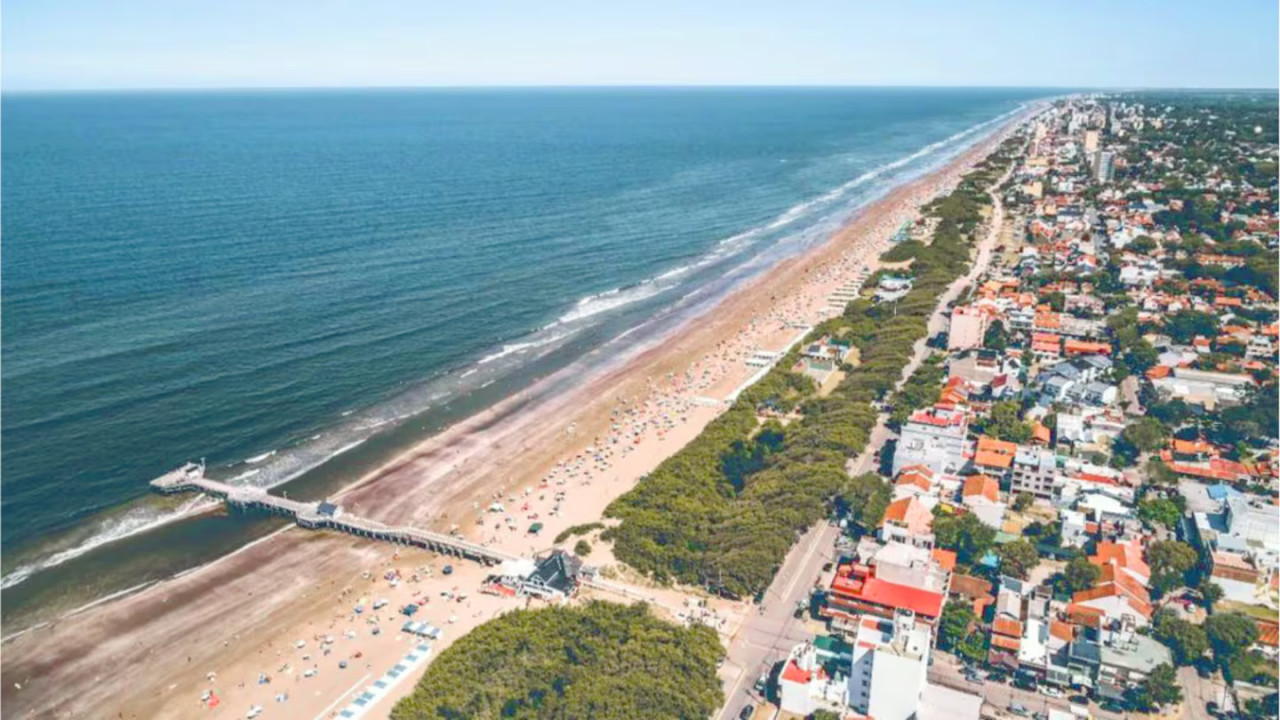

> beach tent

[{"left": 528, "top": 522, "right": 544, "bottom": 535}]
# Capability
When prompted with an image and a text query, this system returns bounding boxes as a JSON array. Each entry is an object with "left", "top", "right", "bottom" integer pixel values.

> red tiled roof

[
  {"left": 1090, "top": 539, "right": 1151, "bottom": 583},
  {"left": 963, "top": 474, "right": 1001, "bottom": 503},
  {"left": 1257, "top": 621, "right": 1279, "bottom": 648},
  {"left": 993, "top": 616, "right": 1023, "bottom": 637},
  {"left": 949, "top": 573, "right": 993, "bottom": 600},
  {"left": 932, "top": 548, "right": 957, "bottom": 573},
  {"left": 991, "top": 634, "right": 1021, "bottom": 651},
  {"left": 781, "top": 659, "right": 811, "bottom": 684},
  {"left": 975, "top": 450, "right": 1014, "bottom": 470},
  {"left": 856, "top": 576, "right": 945, "bottom": 618},
  {"left": 1064, "top": 339, "right": 1112, "bottom": 356}
]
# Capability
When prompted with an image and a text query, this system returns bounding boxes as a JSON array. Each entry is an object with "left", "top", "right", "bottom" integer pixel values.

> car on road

[
  {"left": 1067, "top": 694, "right": 1089, "bottom": 706},
  {"left": 1039, "top": 685, "right": 1063, "bottom": 698},
  {"left": 738, "top": 705, "right": 755, "bottom": 720},
  {"left": 1206, "top": 700, "right": 1219, "bottom": 716},
  {"left": 986, "top": 670, "right": 1008, "bottom": 683}
]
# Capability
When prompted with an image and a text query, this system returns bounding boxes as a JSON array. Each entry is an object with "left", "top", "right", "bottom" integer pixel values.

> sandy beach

[{"left": 0, "top": 111, "right": 1032, "bottom": 720}]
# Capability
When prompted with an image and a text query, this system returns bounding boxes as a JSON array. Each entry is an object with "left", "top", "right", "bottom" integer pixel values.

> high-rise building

[
  {"left": 1093, "top": 150, "right": 1115, "bottom": 183},
  {"left": 1083, "top": 129, "right": 1099, "bottom": 154},
  {"left": 778, "top": 612, "right": 932, "bottom": 720}
]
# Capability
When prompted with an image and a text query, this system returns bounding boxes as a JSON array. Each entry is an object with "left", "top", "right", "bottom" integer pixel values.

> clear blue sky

[{"left": 5, "top": 0, "right": 1278, "bottom": 91}]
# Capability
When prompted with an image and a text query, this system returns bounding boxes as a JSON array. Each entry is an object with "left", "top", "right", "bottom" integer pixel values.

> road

[
  {"left": 714, "top": 154, "right": 1018, "bottom": 720},
  {"left": 714, "top": 521, "right": 840, "bottom": 720},
  {"left": 930, "top": 653, "right": 1128, "bottom": 720},
  {"left": 1178, "top": 665, "right": 1229, "bottom": 720}
]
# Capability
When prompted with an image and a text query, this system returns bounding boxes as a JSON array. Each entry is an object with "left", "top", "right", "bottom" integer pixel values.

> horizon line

[{"left": 5, "top": 82, "right": 1279, "bottom": 95}]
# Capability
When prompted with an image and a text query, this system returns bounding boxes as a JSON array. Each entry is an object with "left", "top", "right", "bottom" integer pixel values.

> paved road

[
  {"left": 1178, "top": 664, "right": 1230, "bottom": 720},
  {"left": 714, "top": 521, "right": 839, "bottom": 720},
  {"left": 930, "top": 653, "right": 1128, "bottom": 720},
  {"left": 714, "top": 151, "right": 1019, "bottom": 720}
]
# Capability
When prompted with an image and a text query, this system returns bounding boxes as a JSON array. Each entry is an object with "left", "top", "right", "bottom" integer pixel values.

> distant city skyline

[{"left": 4, "top": 0, "right": 1278, "bottom": 91}]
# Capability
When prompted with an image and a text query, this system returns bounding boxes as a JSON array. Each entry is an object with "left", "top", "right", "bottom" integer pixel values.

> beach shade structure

[{"left": 528, "top": 522, "right": 544, "bottom": 535}]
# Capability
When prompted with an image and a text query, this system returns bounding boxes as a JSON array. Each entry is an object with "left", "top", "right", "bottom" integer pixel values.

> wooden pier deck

[{"left": 150, "top": 464, "right": 516, "bottom": 566}]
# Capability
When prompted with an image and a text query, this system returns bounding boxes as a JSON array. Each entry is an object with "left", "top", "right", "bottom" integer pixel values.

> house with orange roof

[
  {"left": 961, "top": 475, "right": 1006, "bottom": 529},
  {"left": 973, "top": 435, "right": 1017, "bottom": 474},
  {"left": 879, "top": 496, "right": 933, "bottom": 543},
  {"left": 1089, "top": 538, "right": 1151, "bottom": 587},
  {"left": 1063, "top": 339, "right": 1112, "bottom": 357},
  {"left": 1067, "top": 565, "right": 1154, "bottom": 628},
  {"left": 893, "top": 464, "right": 937, "bottom": 501}
]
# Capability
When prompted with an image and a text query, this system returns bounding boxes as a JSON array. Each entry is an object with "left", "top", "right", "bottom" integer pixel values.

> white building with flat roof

[{"left": 893, "top": 405, "right": 969, "bottom": 477}]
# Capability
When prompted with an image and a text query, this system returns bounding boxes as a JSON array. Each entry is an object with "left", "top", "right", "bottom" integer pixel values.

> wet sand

[{"left": 0, "top": 112, "right": 1032, "bottom": 720}]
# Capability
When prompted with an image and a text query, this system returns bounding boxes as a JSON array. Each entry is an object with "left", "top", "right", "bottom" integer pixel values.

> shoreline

[{"left": 0, "top": 107, "right": 1036, "bottom": 719}]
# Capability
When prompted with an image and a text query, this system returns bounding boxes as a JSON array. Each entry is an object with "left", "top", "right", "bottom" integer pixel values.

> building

[
  {"left": 1093, "top": 150, "right": 1115, "bottom": 183},
  {"left": 514, "top": 550, "right": 586, "bottom": 597},
  {"left": 1090, "top": 538, "right": 1151, "bottom": 587},
  {"left": 947, "top": 305, "right": 990, "bottom": 351},
  {"left": 823, "top": 560, "right": 946, "bottom": 631},
  {"left": 961, "top": 474, "right": 1006, "bottom": 529},
  {"left": 1011, "top": 447, "right": 1059, "bottom": 499},
  {"left": 1152, "top": 367, "right": 1256, "bottom": 409},
  {"left": 780, "top": 614, "right": 931, "bottom": 720},
  {"left": 893, "top": 405, "right": 969, "bottom": 477},
  {"left": 777, "top": 635, "right": 853, "bottom": 717},
  {"left": 880, "top": 496, "right": 935, "bottom": 544},
  {"left": 1068, "top": 565, "right": 1153, "bottom": 629},
  {"left": 1083, "top": 129, "right": 1099, "bottom": 154},
  {"left": 1096, "top": 624, "right": 1173, "bottom": 703}
]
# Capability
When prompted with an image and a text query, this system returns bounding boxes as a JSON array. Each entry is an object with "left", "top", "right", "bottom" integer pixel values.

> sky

[{"left": 4, "top": 0, "right": 1278, "bottom": 91}]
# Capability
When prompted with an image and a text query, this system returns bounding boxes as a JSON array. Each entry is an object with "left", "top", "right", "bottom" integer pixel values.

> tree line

[{"left": 602, "top": 140, "right": 1020, "bottom": 598}]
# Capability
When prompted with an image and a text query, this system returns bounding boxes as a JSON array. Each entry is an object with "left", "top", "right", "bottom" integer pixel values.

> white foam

[
  {"left": 477, "top": 330, "right": 575, "bottom": 365},
  {"left": 245, "top": 450, "right": 276, "bottom": 464},
  {"left": 0, "top": 494, "right": 217, "bottom": 591},
  {"left": 556, "top": 283, "right": 666, "bottom": 324}
]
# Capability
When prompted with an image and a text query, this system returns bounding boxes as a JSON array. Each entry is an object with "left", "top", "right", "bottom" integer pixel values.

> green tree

[
  {"left": 574, "top": 539, "right": 592, "bottom": 557},
  {"left": 1147, "top": 540, "right": 1198, "bottom": 595},
  {"left": 839, "top": 473, "right": 892, "bottom": 534},
  {"left": 810, "top": 712, "right": 842, "bottom": 720},
  {"left": 1122, "top": 339, "right": 1160, "bottom": 375},
  {"left": 1153, "top": 610, "right": 1210, "bottom": 666},
  {"left": 1122, "top": 417, "right": 1169, "bottom": 454},
  {"left": 1126, "top": 663, "right": 1182, "bottom": 711},
  {"left": 937, "top": 603, "right": 975, "bottom": 653},
  {"left": 1145, "top": 457, "right": 1179, "bottom": 486},
  {"left": 980, "top": 401, "right": 1034, "bottom": 444},
  {"left": 996, "top": 540, "right": 1041, "bottom": 579},
  {"left": 1062, "top": 556, "right": 1102, "bottom": 594},
  {"left": 1164, "top": 310, "right": 1219, "bottom": 344},
  {"left": 391, "top": 601, "right": 724, "bottom": 720},
  {"left": 933, "top": 511, "right": 997, "bottom": 566},
  {"left": 1197, "top": 577, "right": 1223, "bottom": 609},
  {"left": 984, "top": 319, "right": 1009, "bottom": 351},
  {"left": 1138, "top": 497, "right": 1182, "bottom": 528},
  {"left": 1012, "top": 492, "right": 1034, "bottom": 512},
  {"left": 1204, "top": 613, "right": 1259, "bottom": 664}
]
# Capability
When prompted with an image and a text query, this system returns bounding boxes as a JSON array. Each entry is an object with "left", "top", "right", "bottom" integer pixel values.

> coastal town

[
  {"left": 742, "top": 94, "right": 1280, "bottom": 720},
  {"left": 3, "top": 93, "right": 1276, "bottom": 720}
]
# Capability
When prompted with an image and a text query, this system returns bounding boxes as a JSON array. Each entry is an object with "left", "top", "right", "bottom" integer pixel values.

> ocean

[{"left": 1, "top": 87, "right": 1050, "bottom": 628}]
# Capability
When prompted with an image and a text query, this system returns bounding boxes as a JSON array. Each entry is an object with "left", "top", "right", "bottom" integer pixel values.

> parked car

[
  {"left": 738, "top": 706, "right": 755, "bottom": 720},
  {"left": 1008, "top": 702, "right": 1030, "bottom": 717},
  {"left": 1067, "top": 694, "right": 1090, "bottom": 705},
  {"left": 1040, "top": 685, "right": 1063, "bottom": 698},
  {"left": 1013, "top": 675, "right": 1038, "bottom": 691}
]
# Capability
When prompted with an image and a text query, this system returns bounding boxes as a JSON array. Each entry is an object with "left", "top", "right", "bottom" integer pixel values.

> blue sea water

[{"left": 0, "top": 87, "right": 1050, "bottom": 621}]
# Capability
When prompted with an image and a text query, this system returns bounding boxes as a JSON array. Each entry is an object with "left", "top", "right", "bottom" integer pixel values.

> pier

[{"left": 150, "top": 463, "right": 516, "bottom": 566}]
